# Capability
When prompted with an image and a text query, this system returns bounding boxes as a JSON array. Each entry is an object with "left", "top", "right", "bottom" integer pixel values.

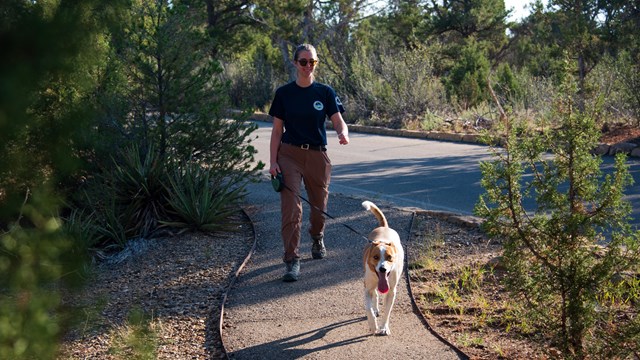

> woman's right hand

[{"left": 269, "top": 163, "right": 281, "bottom": 177}]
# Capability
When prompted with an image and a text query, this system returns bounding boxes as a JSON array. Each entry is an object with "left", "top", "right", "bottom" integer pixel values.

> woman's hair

[{"left": 293, "top": 43, "right": 316, "bottom": 61}]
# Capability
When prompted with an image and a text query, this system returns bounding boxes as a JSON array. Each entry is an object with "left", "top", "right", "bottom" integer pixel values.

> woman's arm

[
  {"left": 269, "top": 117, "right": 285, "bottom": 175},
  {"left": 330, "top": 112, "right": 349, "bottom": 145}
]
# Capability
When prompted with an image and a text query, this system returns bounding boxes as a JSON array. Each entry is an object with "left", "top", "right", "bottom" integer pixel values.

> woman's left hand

[{"left": 338, "top": 133, "right": 349, "bottom": 145}]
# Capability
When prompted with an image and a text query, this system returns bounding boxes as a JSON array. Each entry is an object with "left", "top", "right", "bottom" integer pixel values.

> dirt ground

[
  {"left": 58, "top": 211, "right": 254, "bottom": 359},
  {"left": 407, "top": 213, "right": 556, "bottom": 359},
  {"left": 600, "top": 123, "right": 640, "bottom": 145}
]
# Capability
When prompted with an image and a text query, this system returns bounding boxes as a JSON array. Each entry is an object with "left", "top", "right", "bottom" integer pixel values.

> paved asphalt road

[{"left": 248, "top": 121, "right": 640, "bottom": 229}]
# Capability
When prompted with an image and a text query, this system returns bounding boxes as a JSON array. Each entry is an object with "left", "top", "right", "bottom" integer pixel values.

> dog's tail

[{"left": 362, "top": 201, "right": 388, "bottom": 228}]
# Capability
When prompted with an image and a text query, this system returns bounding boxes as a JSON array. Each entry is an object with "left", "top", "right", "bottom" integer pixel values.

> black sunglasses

[{"left": 297, "top": 58, "right": 318, "bottom": 67}]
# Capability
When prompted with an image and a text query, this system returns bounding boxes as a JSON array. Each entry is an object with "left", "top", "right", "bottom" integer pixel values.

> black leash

[{"left": 272, "top": 173, "right": 371, "bottom": 242}]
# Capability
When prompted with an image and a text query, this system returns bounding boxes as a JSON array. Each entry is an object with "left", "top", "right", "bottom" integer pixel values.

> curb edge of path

[{"left": 220, "top": 206, "right": 259, "bottom": 360}]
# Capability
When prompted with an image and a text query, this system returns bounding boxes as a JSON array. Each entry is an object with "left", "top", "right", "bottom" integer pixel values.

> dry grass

[{"left": 407, "top": 213, "right": 558, "bottom": 359}]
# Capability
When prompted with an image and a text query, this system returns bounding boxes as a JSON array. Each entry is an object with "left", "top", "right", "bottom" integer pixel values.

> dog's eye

[
  {"left": 373, "top": 255, "right": 380, "bottom": 260},
  {"left": 386, "top": 255, "right": 393, "bottom": 261}
]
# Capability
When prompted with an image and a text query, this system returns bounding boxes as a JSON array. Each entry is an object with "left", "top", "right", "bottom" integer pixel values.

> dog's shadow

[{"left": 227, "top": 317, "right": 370, "bottom": 359}]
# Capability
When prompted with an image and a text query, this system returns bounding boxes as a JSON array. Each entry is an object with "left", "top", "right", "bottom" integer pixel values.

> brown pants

[{"left": 278, "top": 143, "right": 332, "bottom": 262}]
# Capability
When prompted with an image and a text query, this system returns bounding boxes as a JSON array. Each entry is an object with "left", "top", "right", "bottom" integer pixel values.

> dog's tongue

[{"left": 377, "top": 273, "right": 389, "bottom": 294}]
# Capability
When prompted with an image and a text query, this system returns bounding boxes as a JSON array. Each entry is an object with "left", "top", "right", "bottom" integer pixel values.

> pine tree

[{"left": 476, "top": 78, "right": 640, "bottom": 357}]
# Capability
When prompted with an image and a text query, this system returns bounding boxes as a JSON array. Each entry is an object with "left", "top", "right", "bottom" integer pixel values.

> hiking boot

[
  {"left": 311, "top": 235, "right": 326, "bottom": 259},
  {"left": 282, "top": 258, "right": 300, "bottom": 282}
]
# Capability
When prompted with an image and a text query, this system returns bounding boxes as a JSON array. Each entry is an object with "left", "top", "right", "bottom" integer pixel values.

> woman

[{"left": 268, "top": 43, "right": 350, "bottom": 282}]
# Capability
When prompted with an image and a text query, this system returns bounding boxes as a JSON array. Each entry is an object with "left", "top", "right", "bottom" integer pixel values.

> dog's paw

[{"left": 375, "top": 327, "right": 391, "bottom": 336}]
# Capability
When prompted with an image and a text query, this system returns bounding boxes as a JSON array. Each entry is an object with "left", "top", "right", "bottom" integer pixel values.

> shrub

[
  {"left": 445, "top": 39, "right": 491, "bottom": 109},
  {"left": 347, "top": 43, "right": 448, "bottom": 127},
  {"left": 111, "top": 145, "right": 169, "bottom": 239},
  {"left": 494, "top": 63, "right": 524, "bottom": 110},
  {"left": 587, "top": 53, "right": 639, "bottom": 126},
  {"left": 0, "top": 190, "right": 84, "bottom": 360},
  {"left": 223, "top": 46, "right": 278, "bottom": 110},
  {"left": 476, "top": 79, "right": 640, "bottom": 358},
  {"left": 161, "top": 161, "right": 245, "bottom": 233},
  {"left": 75, "top": 145, "right": 168, "bottom": 251}
]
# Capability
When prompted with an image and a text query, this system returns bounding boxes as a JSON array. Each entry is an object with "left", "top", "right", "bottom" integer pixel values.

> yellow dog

[{"left": 362, "top": 201, "right": 404, "bottom": 336}]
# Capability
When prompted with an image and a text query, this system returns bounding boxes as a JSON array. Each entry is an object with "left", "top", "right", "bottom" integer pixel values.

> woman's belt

[{"left": 282, "top": 142, "right": 326, "bottom": 151}]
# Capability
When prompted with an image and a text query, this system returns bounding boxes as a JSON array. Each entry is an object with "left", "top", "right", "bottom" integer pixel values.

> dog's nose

[{"left": 379, "top": 266, "right": 387, "bottom": 273}]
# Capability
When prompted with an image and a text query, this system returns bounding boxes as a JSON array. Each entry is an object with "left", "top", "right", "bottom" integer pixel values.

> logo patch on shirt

[
  {"left": 336, "top": 96, "right": 343, "bottom": 106},
  {"left": 313, "top": 101, "right": 324, "bottom": 111}
]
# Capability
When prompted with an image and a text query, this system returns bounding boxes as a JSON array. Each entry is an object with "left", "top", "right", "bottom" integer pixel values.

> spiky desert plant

[{"left": 161, "top": 160, "right": 244, "bottom": 233}]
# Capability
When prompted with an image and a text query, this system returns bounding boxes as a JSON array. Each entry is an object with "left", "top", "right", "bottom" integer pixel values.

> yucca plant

[
  {"left": 93, "top": 196, "right": 129, "bottom": 251},
  {"left": 62, "top": 209, "right": 99, "bottom": 248},
  {"left": 161, "top": 161, "right": 244, "bottom": 233},
  {"left": 108, "top": 144, "right": 169, "bottom": 239}
]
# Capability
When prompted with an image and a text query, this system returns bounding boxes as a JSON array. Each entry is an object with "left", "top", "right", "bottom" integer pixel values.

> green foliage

[
  {"left": 0, "top": 189, "right": 87, "bottom": 359},
  {"left": 597, "top": 51, "right": 640, "bottom": 124},
  {"left": 107, "top": 145, "right": 169, "bottom": 240},
  {"left": 0, "top": 1, "right": 124, "bottom": 358},
  {"left": 424, "top": 0, "right": 509, "bottom": 60},
  {"left": 505, "top": 67, "right": 556, "bottom": 115},
  {"left": 507, "top": 9, "right": 569, "bottom": 82},
  {"left": 64, "top": 0, "right": 263, "bottom": 251},
  {"left": 0, "top": 0, "right": 116, "bottom": 223},
  {"left": 162, "top": 161, "right": 244, "bottom": 233},
  {"left": 200, "top": 0, "right": 271, "bottom": 59},
  {"left": 78, "top": 141, "right": 254, "bottom": 249},
  {"left": 445, "top": 39, "right": 491, "bottom": 109},
  {"left": 494, "top": 63, "right": 524, "bottom": 110},
  {"left": 76, "top": 145, "right": 168, "bottom": 251},
  {"left": 383, "top": 0, "right": 428, "bottom": 49},
  {"left": 348, "top": 42, "right": 448, "bottom": 127},
  {"left": 546, "top": 0, "right": 611, "bottom": 83},
  {"left": 475, "top": 80, "right": 640, "bottom": 358},
  {"left": 215, "top": 0, "right": 640, "bottom": 133},
  {"left": 224, "top": 37, "right": 280, "bottom": 109},
  {"left": 114, "top": 0, "right": 261, "bottom": 176}
]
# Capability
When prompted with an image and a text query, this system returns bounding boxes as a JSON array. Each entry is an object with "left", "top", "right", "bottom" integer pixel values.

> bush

[
  {"left": 587, "top": 53, "right": 640, "bottom": 126},
  {"left": 0, "top": 2, "right": 122, "bottom": 358},
  {"left": 444, "top": 39, "right": 491, "bottom": 109},
  {"left": 475, "top": 80, "right": 640, "bottom": 358},
  {"left": 68, "top": 0, "right": 263, "bottom": 252},
  {"left": 223, "top": 51, "right": 278, "bottom": 110},
  {"left": 0, "top": 190, "right": 85, "bottom": 360},
  {"left": 76, "top": 142, "right": 255, "bottom": 250},
  {"left": 76, "top": 145, "right": 169, "bottom": 252},
  {"left": 494, "top": 63, "right": 524, "bottom": 110},
  {"left": 162, "top": 161, "right": 245, "bottom": 233},
  {"left": 348, "top": 43, "right": 449, "bottom": 128}
]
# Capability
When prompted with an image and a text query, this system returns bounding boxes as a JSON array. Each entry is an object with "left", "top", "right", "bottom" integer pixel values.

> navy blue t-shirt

[{"left": 268, "top": 81, "right": 345, "bottom": 146}]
